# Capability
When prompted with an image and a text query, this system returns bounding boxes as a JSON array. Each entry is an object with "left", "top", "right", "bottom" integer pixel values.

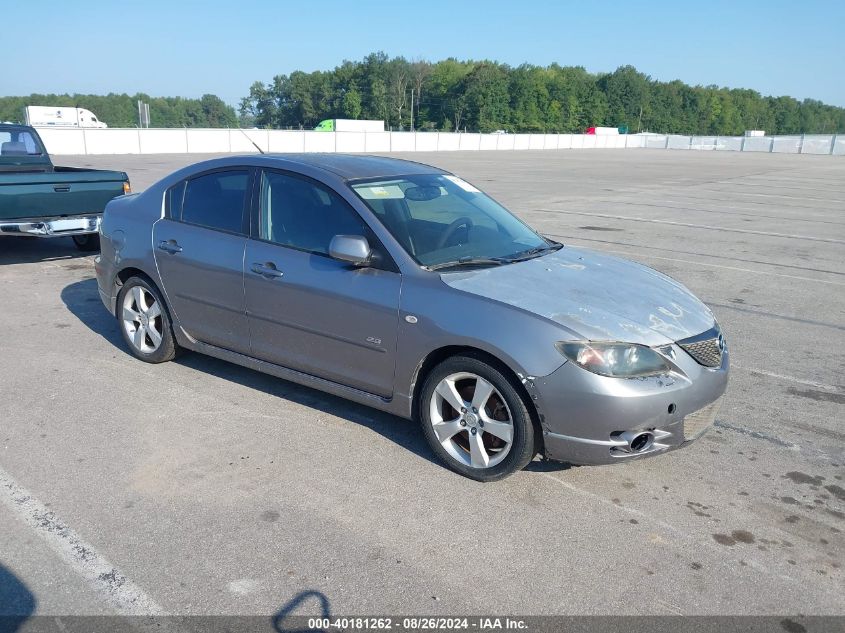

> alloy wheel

[
  {"left": 122, "top": 286, "right": 163, "bottom": 354},
  {"left": 428, "top": 372, "right": 514, "bottom": 469}
]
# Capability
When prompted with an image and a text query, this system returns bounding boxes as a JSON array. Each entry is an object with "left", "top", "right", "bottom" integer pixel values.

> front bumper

[
  {"left": 533, "top": 344, "right": 729, "bottom": 465},
  {"left": 0, "top": 214, "right": 101, "bottom": 237}
]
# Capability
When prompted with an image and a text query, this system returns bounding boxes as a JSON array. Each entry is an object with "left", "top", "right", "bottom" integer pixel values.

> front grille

[
  {"left": 683, "top": 397, "right": 722, "bottom": 441},
  {"left": 680, "top": 337, "right": 722, "bottom": 367},
  {"left": 678, "top": 326, "right": 724, "bottom": 367}
]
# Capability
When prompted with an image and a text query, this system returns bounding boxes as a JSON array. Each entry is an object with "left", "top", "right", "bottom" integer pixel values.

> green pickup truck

[{"left": 0, "top": 124, "right": 130, "bottom": 251}]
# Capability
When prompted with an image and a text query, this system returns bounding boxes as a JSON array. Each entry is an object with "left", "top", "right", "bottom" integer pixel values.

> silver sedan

[{"left": 95, "top": 154, "right": 729, "bottom": 481}]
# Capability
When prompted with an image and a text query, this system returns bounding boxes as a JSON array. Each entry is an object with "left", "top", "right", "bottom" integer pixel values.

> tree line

[
  {"left": 3, "top": 55, "right": 843, "bottom": 135},
  {"left": 0, "top": 93, "right": 237, "bottom": 128},
  {"left": 239, "top": 53, "right": 845, "bottom": 135}
]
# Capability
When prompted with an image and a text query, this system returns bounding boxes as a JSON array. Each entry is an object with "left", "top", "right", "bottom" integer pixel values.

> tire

[
  {"left": 419, "top": 354, "right": 536, "bottom": 481},
  {"left": 116, "top": 276, "right": 178, "bottom": 363},
  {"left": 72, "top": 234, "right": 100, "bottom": 252}
]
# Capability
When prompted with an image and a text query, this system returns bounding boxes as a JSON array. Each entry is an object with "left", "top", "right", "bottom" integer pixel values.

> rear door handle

[
  {"left": 54, "top": 185, "right": 71, "bottom": 193},
  {"left": 250, "top": 262, "right": 284, "bottom": 279},
  {"left": 157, "top": 240, "right": 182, "bottom": 254}
]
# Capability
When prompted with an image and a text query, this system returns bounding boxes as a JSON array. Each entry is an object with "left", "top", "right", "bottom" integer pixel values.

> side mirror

[{"left": 329, "top": 235, "right": 372, "bottom": 266}]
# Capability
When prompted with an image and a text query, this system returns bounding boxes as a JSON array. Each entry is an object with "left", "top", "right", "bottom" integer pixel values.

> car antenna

[{"left": 235, "top": 125, "right": 265, "bottom": 154}]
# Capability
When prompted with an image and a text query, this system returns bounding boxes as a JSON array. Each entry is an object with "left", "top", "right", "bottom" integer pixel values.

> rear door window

[
  {"left": 181, "top": 170, "right": 249, "bottom": 233},
  {"left": 0, "top": 130, "right": 43, "bottom": 155}
]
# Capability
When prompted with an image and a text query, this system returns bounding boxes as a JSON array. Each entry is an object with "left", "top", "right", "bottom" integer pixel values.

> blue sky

[{"left": 3, "top": 0, "right": 844, "bottom": 107}]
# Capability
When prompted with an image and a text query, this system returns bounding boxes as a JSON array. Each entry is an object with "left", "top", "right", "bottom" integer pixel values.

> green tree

[
  {"left": 386, "top": 57, "right": 410, "bottom": 129},
  {"left": 342, "top": 87, "right": 363, "bottom": 119},
  {"left": 598, "top": 66, "right": 650, "bottom": 130},
  {"left": 509, "top": 65, "right": 547, "bottom": 131},
  {"left": 425, "top": 58, "right": 473, "bottom": 131},
  {"left": 463, "top": 63, "right": 511, "bottom": 132}
]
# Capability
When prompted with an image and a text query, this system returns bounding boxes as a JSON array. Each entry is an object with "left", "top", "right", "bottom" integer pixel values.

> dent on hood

[{"left": 443, "top": 247, "right": 715, "bottom": 346}]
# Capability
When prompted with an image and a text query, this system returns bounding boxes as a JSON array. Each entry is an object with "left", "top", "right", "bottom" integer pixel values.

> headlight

[{"left": 556, "top": 341, "right": 670, "bottom": 377}]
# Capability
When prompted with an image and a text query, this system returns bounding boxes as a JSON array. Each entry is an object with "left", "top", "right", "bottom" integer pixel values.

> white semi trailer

[
  {"left": 314, "top": 119, "right": 384, "bottom": 132},
  {"left": 586, "top": 126, "right": 620, "bottom": 136},
  {"left": 23, "top": 106, "right": 108, "bottom": 128}
]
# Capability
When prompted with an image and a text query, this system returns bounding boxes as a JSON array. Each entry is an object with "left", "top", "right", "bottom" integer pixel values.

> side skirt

[{"left": 181, "top": 335, "right": 412, "bottom": 419}]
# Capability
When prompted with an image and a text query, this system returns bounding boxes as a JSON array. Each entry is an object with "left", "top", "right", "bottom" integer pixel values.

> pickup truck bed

[
  {"left": 0, "top": 124, "right": 129, "bottom": 250},
  {"left": 0, "top": 166, "right": 128, "bottom": 221}
]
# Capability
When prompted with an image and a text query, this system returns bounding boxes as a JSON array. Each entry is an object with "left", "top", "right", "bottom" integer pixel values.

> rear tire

[
  {"left": 72, "top": 234, "right": 100, "bottom": 252},
  {"left": 116, "top": 276, "right": 178, "bottom": 363},
  {"left": 419, "top": 354, "right": 536, "bottom": 482}
]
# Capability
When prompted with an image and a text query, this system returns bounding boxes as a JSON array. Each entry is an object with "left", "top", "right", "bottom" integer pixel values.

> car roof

[{"left": 253, "top": 153, "right": 447, "bottom": 181}]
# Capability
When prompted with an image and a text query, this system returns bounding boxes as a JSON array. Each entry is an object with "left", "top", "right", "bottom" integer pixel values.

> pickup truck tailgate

[{"left": 0, "top": 169, "right": 128, "bottom": 221}]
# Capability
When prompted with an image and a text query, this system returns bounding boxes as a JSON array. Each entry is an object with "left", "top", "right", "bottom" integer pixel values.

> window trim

[
  {"left": 167, "top": 167, "right": 254, "bottom": 236},
  {"left": 251, "top": 167, "right": 399, "bottom": 273},
  {"left": 164, "top": 180, "right": 186, "bottom": 220}
]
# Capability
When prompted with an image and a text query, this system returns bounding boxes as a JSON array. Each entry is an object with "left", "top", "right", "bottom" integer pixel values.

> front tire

[
  {"left": 72, "top": 234, "right": 100, "bottom": 252},
  {"left": 116, "top": 276, "right": 177, "bottom": 363},
  {"left": 419, "top": 354, "right": 536, "bottom": 481}
]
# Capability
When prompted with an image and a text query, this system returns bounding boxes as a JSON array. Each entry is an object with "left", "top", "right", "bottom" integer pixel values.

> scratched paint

[{"left": 443, "top": 246, "right": 715, "bottom": 346}]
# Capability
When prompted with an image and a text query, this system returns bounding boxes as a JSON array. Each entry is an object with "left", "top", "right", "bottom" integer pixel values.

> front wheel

[
  {"left": 72, "top": 234, "right": 100, "bottom": 252},
  {"left": 116, "top": 276, "right": 178, "bottom": 363},
  {"left": 419, "top": 354, "right": 536, "bottom": 481}
]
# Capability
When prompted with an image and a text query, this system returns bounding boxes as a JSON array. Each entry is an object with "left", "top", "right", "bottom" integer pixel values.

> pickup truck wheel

[
  {"left": 72, "top": 234, "right": 100, "bottom": 252},
  {"left": 419, "top": 354, "right": 536, "bottom": 482},
  {"left": 117, "top": 277, "right": 177, "bottom": 363}
]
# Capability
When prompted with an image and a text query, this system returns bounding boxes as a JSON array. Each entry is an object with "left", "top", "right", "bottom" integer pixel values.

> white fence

[{"left": 34, "top": 127, "right": 845, "bottom": 156}]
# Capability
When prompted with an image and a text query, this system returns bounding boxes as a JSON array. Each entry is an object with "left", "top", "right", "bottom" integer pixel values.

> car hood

[{"left": 441, "top": 246, "right": 715, "bottom": 346}]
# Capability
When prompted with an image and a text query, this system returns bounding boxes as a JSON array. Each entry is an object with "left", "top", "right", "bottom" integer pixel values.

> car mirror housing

[{"left": 329, "top": 235, "right": 372, "bottom": 266}]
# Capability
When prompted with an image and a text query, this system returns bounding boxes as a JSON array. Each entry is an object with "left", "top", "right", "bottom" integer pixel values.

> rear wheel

[
  {"left": 72, "top": 234, "right": 100, "bottom": 252},
  {"left": 117, "top": 276, "right": 177, "bottom": 363},
  {"left": 419, "top": 354, "right": 536, "bottom": 481}
]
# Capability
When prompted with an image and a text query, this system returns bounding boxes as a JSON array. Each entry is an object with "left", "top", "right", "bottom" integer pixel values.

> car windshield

[{"left": 351, "top": 174, "right": 553, "bottom": 268}]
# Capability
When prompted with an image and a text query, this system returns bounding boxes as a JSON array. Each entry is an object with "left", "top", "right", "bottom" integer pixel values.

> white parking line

[
  {"left": 551, "top": 239, "right": 845, "bottom": 286},
  {"left": 631, "top": 252, "right": 845, "bottom": 286},
  {"left": 540, "top": 209, "right": 845, "bottom": 244},
  {"left": 0, "top": 465, "right": 164, "bottom": 616},
  {"left": 732, "top": 365, "right": 841, "bottom": 392}
]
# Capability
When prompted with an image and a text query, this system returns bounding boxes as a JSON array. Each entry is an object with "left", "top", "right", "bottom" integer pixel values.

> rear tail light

[{"left": 123, "top": 181, "right": 131, "bottom": 194}]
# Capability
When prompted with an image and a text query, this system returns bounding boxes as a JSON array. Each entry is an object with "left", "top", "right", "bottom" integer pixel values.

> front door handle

[
  {"left": 157, "top": 240, "right": 182, "bottom": 254},
  {"left": 250, "top": 262, "right": 284, "bottom": 279}
]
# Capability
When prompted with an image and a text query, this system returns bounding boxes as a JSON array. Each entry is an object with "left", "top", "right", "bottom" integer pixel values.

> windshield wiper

[
  {"left": 426, "top": 256, "right": 508, "bottom": 271},
  {"left": 505, "top": 241, "right": 563, "bottom": 262}
]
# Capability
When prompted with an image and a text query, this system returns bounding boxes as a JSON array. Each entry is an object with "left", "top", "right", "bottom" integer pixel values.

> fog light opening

[{"left": 668, "top": 403, "right": 677, "bottom": 414}]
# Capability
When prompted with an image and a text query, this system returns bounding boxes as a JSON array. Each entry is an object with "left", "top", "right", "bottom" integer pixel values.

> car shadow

[
  {"left": 0, "top": 564, "right": 36, "bottom": 632},
  {"left": 60, "top": 278, "right": 438, "bottom": 467},
  {"left": 180, "top": 350, "right": 569, "bottom": 474},
  {"left": 175, "top": 351, "right": 438, "bottom": 465},
  {"left": 525, "top": 458, "right": 572, "bottom": 473},
  {"left": 60, "top": 277, "right": 126, "bottom": 350},
  {"left": 0, "top": 236, "right": 88, "bottom": 265}
]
